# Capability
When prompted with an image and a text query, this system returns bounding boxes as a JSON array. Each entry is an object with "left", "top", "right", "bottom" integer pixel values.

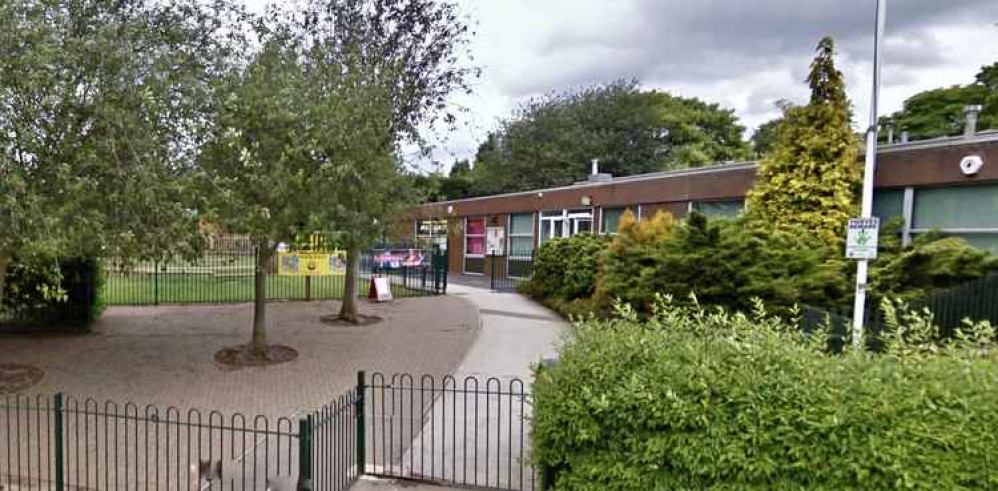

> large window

[
  {"left": 508, "top": 213, "right": 534, "bottom": 255},
  {"left": 911, "top": 184, "right": 998, "bottom": 253},
  {"left": 464, "top": 217, "right": 486, "bottom": 274},
  {"left": 539, "top": 209, "right": 593, "bottom": 244},
  {"left": 872, "top": 189, "right": 905, "bottom": 223},
  {"left": 508, "top": 213, "right": 534, "bottom": 277},
  {"left": 691, "top": 200, "right": 744, "bottom": 218},
  {"left": 600, "top": 208, "right": 625, "bottom": 234},
  {"left": 416, "top": 219, "right": 448, "bottom": 251}
]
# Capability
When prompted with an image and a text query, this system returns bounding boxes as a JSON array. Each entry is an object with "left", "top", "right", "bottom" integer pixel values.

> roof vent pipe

[
  {"left": 964, "top": 105, "right": 983, "bottom": 137},
  {"left": 591, "top": 158, "right": 599, "bottom": 175},
  {"left": 900, "top": 131, "right": 909, "bottom": 144},
  {"left": 885, "top": 120, "right": 895, "bottom": 144}
]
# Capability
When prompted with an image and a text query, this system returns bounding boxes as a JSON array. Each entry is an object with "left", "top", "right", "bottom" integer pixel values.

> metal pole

[
  {"left": 355, "top": 371, "right": 366, "bottom": 476},
  {"left": 852, "top": 0, "right": 887, "bottom": 349},
  {"left": 53, "top": 393, "right": 65, "bottom": 491},
  {"left": 297, "top": 415, "right": 314, "bottom": 491}
]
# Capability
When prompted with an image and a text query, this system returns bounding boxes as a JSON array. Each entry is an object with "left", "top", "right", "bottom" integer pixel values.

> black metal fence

[
  {"left": 801, "top": 271, "right": 998, "bottom": 350},
  {"left": 304, "top": 388, "right": 363, "bottom": 491},
  {"left": 1, "top": 371, "right": 537, "bottom": 491},
  {"left": 102, "top": 239, "right": 447, "bottom": 306},
  {"left": 488, "top": 251, "right": 533, "bottom": 292},
  {"left": 1, "top": 393, "right": 301, "bottom": 491},
  {"left": 363, "top": 372, "right": 536, "bottom": 491}
]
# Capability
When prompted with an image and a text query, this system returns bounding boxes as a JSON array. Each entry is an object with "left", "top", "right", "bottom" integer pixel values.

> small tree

[
  {"left": 292, "top": 0, "right": 476, "bottom": 324},
  {"left": 746, "top": 37, "right": 861, "bottom": 248},
  {"left": 0, "top": 0, "right": 243, "bottom": 307},
  {"left": 199, "top": 20, "right": 393, "bottom": 354}
]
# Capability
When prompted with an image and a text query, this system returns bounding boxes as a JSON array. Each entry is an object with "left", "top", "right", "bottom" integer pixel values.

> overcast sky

[{"left": 246, "top": 0, "right": 998, "bottom": 172}]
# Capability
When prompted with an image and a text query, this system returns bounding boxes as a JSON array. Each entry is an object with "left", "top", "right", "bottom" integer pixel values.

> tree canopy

[
  {"left": 0, "top": 0, "right": 244, "bottom": 303},
  {"left": 881, "top": 61, "right": 997, "bottom": 141},
  {"left": 746, "top": 37, "right": 861, "bottom": 249},
  {"left": 437, "top": 80, "right": 751, "bottom": 199}
]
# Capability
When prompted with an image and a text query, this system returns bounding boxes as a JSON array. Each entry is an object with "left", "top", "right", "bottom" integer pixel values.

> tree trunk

[
  {"left": 251, "top": 242, "right": 272, "bottom": 354},
  {"left": 0, "top": 253, "right": 9, "bottom": 313},
  {"left": 338, "top": 247, "right": 361, "bottom": 323}
]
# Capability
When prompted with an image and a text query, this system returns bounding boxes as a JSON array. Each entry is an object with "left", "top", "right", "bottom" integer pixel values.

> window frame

[
  {"left": 414, "top": 219, "right": 448, "bottom": 251},
  {"left": 599, "top": 207, "right": 628, "bottom": 235},
  {"left": 507, "top": 212, "right": 536, "bottom": 279},
  {"left": 463, "top": 216, "right": 487, "bottom": 275}
]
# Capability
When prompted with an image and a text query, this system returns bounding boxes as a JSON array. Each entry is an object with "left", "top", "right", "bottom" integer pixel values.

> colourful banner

[
  {"left": 371, "top": 249, "right": 427, "bottom": 269},
  {"left": 278, "top": 251, "right": 347, "bottom": 276}
]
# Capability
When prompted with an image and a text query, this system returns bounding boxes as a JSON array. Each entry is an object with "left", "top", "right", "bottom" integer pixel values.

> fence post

[
  {"left": 489, "top": 254, "right": 496, "bottom": 291},
  {"left": 355, "top": 370, "right": 366, "bottom": 476},
  {"left": 53, "top": 393, "right": 65, "bottom": 491},
  {"left": 153, "top": 261, "right": 160, "bottom": 306},
  {"left": 305, "top": 276, "right": 312, "bottom": 302},
  {"left": 297, "top": 415, "right": 314, "bottom": 491}
]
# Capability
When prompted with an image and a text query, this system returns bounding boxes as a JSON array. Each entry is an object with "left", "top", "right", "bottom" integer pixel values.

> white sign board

[
  {"left": 846, "top": 217, "right": 880, "bottom": 260},
  {"left": 373, "top": 277, "right": 393, "bottom": 302},
  {"left": 487, "top": 227, "right": 505, "bottom": 256}
]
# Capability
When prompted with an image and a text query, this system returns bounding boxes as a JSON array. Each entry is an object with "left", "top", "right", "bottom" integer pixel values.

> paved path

[
  {"left": 0, "top": 297, "right": 479, "bottom": 418},
  {"left": 446, "top": 283, "right": 565, "bottom": 380},
  {"left": 363, "top": 283, "right": 567, "bottom": 490}
]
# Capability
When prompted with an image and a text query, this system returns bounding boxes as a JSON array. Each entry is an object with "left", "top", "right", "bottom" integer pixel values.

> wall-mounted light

[
  {"left": 580, "top": 195, "right": 592, "bottom": 206},
  {"left": 960, "top": 155, "right": 984, "bottom": 176},
  {"left": 537, "top": 192, "right": 544, "bottom": 198},
  {"left": 447, "top": 205, "right": 454, "bottom": 214}
]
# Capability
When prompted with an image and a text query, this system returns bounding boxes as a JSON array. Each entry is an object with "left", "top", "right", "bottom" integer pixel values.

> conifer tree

[{"left": 746, "top": 37, "right": 861, "bottom": 248}]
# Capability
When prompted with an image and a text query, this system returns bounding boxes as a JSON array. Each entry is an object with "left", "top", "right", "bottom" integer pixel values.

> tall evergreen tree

[{"left": 746, "top": 37, "right": 861, "bottom": 248}]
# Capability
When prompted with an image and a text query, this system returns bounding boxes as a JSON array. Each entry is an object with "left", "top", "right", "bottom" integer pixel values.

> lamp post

[{"left": 852, "top": 0, "right": 888, "bottom": 348}]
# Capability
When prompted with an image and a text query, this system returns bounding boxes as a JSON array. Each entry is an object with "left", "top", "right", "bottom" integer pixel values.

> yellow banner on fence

[{"left": 277, "top": 251, "right": 347, "bottom": 276}]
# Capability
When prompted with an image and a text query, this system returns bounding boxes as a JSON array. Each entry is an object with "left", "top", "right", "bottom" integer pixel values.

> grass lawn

[{"left": 104, "top": 272, "right": 437, "bottom": 305}]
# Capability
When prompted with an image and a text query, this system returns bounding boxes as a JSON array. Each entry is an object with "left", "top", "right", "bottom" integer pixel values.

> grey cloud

[{"left": 499, "top": 0, "right": 998, "bottom": 97}]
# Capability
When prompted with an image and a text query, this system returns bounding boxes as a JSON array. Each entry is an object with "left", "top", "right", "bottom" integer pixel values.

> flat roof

[{"left": 417, "top": 131, "right": 998, "bottom": 208}]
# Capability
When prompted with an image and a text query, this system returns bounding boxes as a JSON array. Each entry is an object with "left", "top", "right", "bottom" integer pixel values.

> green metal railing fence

[
  {"left": 801, "top": 271, "right": 998, "bottom": 350},
  {"left": 102, "top": 241, "right": 447, "bottom": 306},
  {"left": 1, "top": 370, "right": 540, "bottom": 491},
  {"left": 1, "top": 393, "right": 301, "bottom": 491},
  {"left": 364, "top": 372, "right": 537, "bottom": 491}
]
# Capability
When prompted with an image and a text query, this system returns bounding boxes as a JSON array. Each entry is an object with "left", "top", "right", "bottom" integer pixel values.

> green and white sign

[{"left": 846, "top": 217, "right": 880, "bottom": 260}]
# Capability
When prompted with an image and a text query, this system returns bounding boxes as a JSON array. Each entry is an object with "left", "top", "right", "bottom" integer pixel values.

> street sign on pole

[
  {"left": 846, "top": 217, "right": 880, "bottom": 260},
  {"left": 852, "top": 0, "right": 888, "bottom": 349}
]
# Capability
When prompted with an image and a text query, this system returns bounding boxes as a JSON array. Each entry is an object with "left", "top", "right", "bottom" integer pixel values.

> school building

[{"left": 403, "top": 112, "right": 998, "bottom": 279}]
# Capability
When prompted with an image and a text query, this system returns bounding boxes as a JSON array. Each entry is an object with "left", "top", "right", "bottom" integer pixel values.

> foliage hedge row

[
  {"left": 1, "top": 256, "right": 106, "bottom": 329},
  {"left": 526, "top": 211, "right": 998, "bottom": 318},
  {"left": 532, "top": 298, "right": 998, "bottom": 490},
  {"left": 528, "top": 233, "right": 610, "bottom": 301}
]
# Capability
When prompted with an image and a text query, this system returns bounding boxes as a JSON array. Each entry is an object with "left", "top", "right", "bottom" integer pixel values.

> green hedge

[
  {"left": 529, "top": 234, "right": 610, "bottom": 301},
  {"left": 533, "top": 299, "right": 998, "bottom": 490},
  {"left": 1, "top": 256, "right": 106, "bottom": 329},
  {"left": 594, "top": 213, "right": 850, "bottom": 315}
]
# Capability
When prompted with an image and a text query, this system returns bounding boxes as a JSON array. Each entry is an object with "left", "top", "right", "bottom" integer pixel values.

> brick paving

[{"left": 0, "top": 297, "right": 479, "bottom": 419}]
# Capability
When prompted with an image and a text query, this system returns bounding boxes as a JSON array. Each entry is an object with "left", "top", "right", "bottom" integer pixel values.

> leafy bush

[
  {"left": 2, "top": 256, "right": 106, "bottom": 329},
  {"left": 871, "top": 220, "right": 998, "bottom": 300},
  {"left": 533, "top": 297, "right": 998, "bottom": 491},
  {"left": 594, "top": 212, "right": 850, "bottom": 316},
  {"left": 529, "top": 233, "right": 610, "bottom": 301}
]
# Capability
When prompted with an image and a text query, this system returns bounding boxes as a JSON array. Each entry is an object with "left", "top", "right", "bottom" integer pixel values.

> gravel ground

[{"left": 0, "top": 296, "right": 479, "bottom": 419}]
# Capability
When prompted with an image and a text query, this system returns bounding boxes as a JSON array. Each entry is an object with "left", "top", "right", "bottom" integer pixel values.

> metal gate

[
  {"left": 360, "top": 371, "right": 538, "bottom": 490},
  {"left": 489, "top": 253, "right": 532, "bottom": 293}
]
